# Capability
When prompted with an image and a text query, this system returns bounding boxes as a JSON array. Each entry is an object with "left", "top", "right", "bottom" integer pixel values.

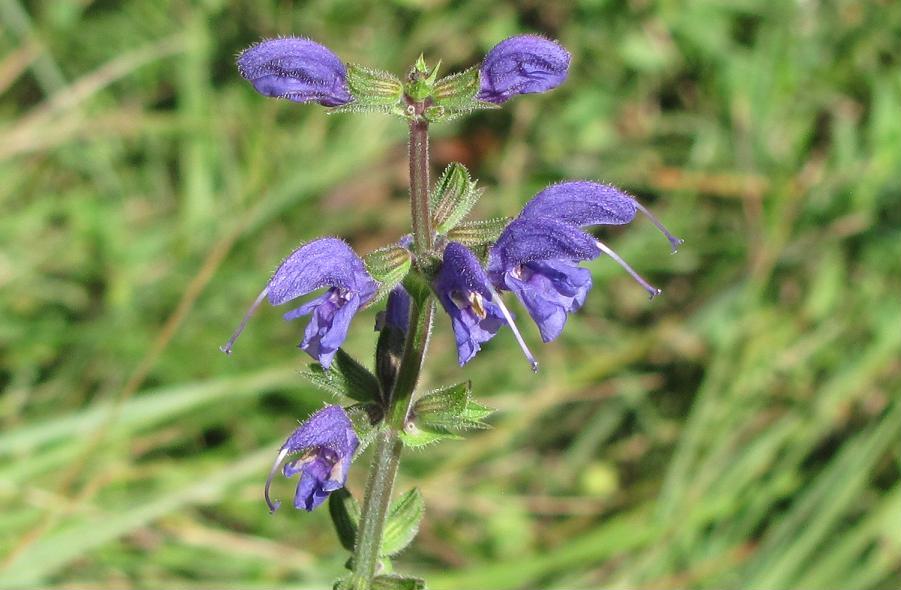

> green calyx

[{"left": 430, "top": 163, "right": 483, "bottom": 234}]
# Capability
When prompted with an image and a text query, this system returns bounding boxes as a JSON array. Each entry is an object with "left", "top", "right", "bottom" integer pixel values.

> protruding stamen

[
  {"left": 488, "top": 285, "right": 539, "bottom": 373},
  {"left": 633, "top": 200, "right": 684, "bottom": 253},
  {"left": 468, "top": 292, "right": 488, "bottom": 319},
  {"left": 220, "top": 287, "right": 270, "bottom": 355},
  {"left": 596, "top": 240, "right": 662, "bottom": 300},
  {"left": 264, "top": 447, "right": 289, "bottom": 514}
]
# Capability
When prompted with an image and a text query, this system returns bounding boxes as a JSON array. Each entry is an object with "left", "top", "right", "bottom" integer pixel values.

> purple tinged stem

[
  {"left": 633, "top": 200, "right": 684, "bottom": 253},
  {"left": 220, "top": 287, "right": 270, "bottom": 355},
  {"left": 595, "top": 240, "right": 662, "bottom": 300}
]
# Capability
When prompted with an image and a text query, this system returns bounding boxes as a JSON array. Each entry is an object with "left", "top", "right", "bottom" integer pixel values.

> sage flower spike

[
  {"left": 478, "top": 34, "right": 571, "bottom": 104},
  {"left": 265, "top": 405, "right": 359, "bottom": 513},
  {"left": 221, "top": 238, "right": 378, "bottom": 369},
  {"left": 237, "top": 37, "right": 352, "bottom": 106}
]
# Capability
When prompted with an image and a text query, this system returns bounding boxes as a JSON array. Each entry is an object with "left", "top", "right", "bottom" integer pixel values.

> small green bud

[{"left": 405, "top": 58, "right": 440, "bottom": 103}]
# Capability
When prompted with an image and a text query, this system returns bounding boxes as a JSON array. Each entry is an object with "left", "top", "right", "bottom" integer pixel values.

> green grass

[{"left": 2, "top": 0, "right": 900, "bottom": 588}]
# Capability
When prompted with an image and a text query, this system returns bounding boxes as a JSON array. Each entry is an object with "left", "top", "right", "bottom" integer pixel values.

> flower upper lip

[
  {"left": 220, "top": 238, "right": 377, "bottom": 369},
  {"left": 237, "top": 37, "right": 353, "bottom": 107}
]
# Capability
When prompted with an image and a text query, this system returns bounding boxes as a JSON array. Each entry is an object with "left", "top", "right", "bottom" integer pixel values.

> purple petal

[
  {"left": 487, "top": 217, "right": 600, "bottom": 281},
  {"left": 267, "top": 238, "right": 377, "bottom": 307},
  {"left": 501, "top": 259, "right": 592, "bottom": 342},
  {"left": 299, "top": 289, "right": 363, "bottom": 369},
  {"left": 433, "top": 243, "right": 506, "bottom": 365},
  {"left": 282, "top": 405, "right": 358, "bottom": 457},
  {"left": 237, "top": 37, "right": 352, "bottom": 107},
  {"left": 478, "top": 34, "right": 571, "bottom": 104},
  {"left": 520, "top": 181, "right": 638, "bottom": 227}
]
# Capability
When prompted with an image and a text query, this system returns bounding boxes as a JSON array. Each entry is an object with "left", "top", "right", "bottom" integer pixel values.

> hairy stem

[
  {"left": 350, "top": 428, "right": 402, "bottom": 589},
  {"left": 408, "top": 118, "right": 432, "bottom": 253},
  {"left": 350, "top": 113, "right": 434, "bottom": 589}
]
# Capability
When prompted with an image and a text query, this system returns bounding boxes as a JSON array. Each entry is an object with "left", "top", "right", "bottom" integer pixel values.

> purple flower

[
  {"left": 221, "top": 238, "right": 378, "bottom": 369},
  {"left": 478, "top": 35, "right": 571, "bottom": 104},
  {"left": 488, "top": 217, "right": 599, "bottom": 342},
  {"left": 433, "top": 242, "right": 507, "bottom": 366},
  {"left": 237, "top": 37, "right": 352, "bottom": 107},
  {"left": 489, "top": 182, "right": 683, "bottom": 342},
  {"left": 265, "top": 405, "right": 359, "bottom": 512}
]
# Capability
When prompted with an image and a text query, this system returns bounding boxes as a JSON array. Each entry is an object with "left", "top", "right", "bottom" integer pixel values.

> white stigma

[
  {"left": 595, "top": 240, "right": 662, "bottom": 300},
  {"left": 264, "top": 447, "right": 289, "bottom": 514},
  {"left": 488, "top": 285, "right": 539, "bottom": 373},
  {"left": 220, "top": 287, "right": 270, "bottom": 355},
  {"left": 633, "top": 200, "right": 684, "bottom": 253}
]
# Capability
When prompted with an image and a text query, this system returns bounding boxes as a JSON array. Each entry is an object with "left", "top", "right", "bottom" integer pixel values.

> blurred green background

[{"left": 2, "top": 0, "right": 900, "bottom": 588}]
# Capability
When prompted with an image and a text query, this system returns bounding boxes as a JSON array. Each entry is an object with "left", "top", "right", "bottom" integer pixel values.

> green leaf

[
  {"left": 430, "top": 163, "right": 483, "bottom": 234},
  {"left": 412, "top": 381, "right": 493, "bottom": 432},
  {"left": 346, "top": 63, "right": 403, "bottom": 107},
  {"left": 399, "top": 424, "right": 462, "bottom": 448},
  {"left": 365, "top": 245, "right": 413, "bottom": 302},
  {"left": 371, "top": 574, "right": 427, "bottom": 590},
  {"left": 300, "top": 349, "right": 381, "bottom": 403},
  {"left": 328, "top": 488, "right": 360, "bottom": 552},
  {"left": 381, "top": 488, "right": 425, "bottom": 556}
]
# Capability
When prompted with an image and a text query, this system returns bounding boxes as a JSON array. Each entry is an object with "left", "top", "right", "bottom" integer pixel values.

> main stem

[
  {"left": 350, "top": 114, "right": 434, "bottom": 590},
  {"left": 408, "top": 118, "right": 433, "bottom": 252}
]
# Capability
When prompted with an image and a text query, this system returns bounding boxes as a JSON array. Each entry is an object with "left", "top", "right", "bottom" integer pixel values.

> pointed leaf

[
  {"left": 381, "top": 488, "right": 425, "bottom": 556},
  {"left": 430, "top": 163, "right": 482, "bottom": 233},
  {"left": 399, "top": 424, "right": 462, "bottom": 448},
  {"left": 328, "top": 488, "right": 360, "bottom": 552},
  {"left": 412, "top": 381, "right": 494, "bottom": 432},
  {"left": 301, "top": 349, "right": 381, "bottom": 403}
]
